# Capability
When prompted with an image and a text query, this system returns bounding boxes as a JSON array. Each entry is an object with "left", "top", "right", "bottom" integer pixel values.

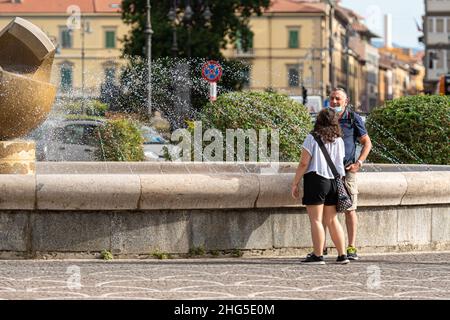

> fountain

[
  {"left": 0, "top": 18, "right": 448, "bottom": 259},
  {"left": 0, "top": 17, "right": 56, "bottom": 174}
]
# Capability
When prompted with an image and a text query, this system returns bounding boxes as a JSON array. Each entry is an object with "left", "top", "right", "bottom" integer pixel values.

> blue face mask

[{"left": 332, "top": 106, "right": 343, "bottom": 113}]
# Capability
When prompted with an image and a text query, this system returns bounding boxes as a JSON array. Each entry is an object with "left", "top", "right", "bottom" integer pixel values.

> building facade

[
  {"left": 378, "top": 47, "right": 426, "bottom": 105},
  {"left": 224, "top": 0, "right": 329, "bottom": 101},
  {"left": 423, "top": 0, "right": 450, "bottom": 93},
  {"left": 0, "top": 0, "right": 128, "bottom": 98},
  {"left": 223, "top": 0, "right": 379, "bottom": 112}
]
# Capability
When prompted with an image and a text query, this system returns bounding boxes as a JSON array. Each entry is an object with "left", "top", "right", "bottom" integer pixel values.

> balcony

[
  {"left": 427, "top": 33, "right": 450, "bottom": 45},
  {"left": 427, "top": 0, "right": 450, "bottom": 12},
  {"left": 234, "top": 48, "right": 255, "bottom": 58}
]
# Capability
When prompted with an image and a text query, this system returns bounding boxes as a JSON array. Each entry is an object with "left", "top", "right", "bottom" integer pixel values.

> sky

[{"left": 340, "top": 0, "right": 425, "bottom": 49}]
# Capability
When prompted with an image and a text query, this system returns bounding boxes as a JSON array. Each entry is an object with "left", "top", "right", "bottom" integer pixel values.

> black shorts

[{"left": 302, "top": 172, "right": 338, "bottom": 206}]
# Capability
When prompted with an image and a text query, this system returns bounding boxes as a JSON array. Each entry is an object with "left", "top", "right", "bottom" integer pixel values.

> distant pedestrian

[{"left": 291, "top": 108, "right": 349, "bottom": 265}]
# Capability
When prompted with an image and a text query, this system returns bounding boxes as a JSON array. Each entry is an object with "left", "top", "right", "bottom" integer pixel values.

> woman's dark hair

[{"left": 313, "top": 108, "right": 342, "bottom": 143}]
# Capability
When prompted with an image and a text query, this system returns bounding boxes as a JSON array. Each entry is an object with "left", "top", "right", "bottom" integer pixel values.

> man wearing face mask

[{"left": 326, "top": 87, "right": 372, "bottom": 260}]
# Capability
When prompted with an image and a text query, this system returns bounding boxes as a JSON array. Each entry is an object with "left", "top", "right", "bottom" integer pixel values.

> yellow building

[
  {"left": 223, "top": 0, "right": 378, "bottom": 112},
  {"left": 379, "top": 47, "right": 426, "bottom": 102},
  {"left": 0, "top": 0, "right": 128, "bottom": 98},
  {"left": 223, "top": 0, "right": 330, "bottom": 101}
]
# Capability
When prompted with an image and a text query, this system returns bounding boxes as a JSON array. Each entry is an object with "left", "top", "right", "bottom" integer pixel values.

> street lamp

[
  {"left": 144, "top": 0, "right": 154, "bottom": 118},
  {"left": 168, "top": 0, "right": 212, "bottom": 58},
  {"left": 345, "top": 23, "right": 356, "bottom": 94},
  {"left": 80, "top": 19, "right": 92, "bottom": 100},
  {"left": 327, "top": 0, "right": 336, "bottom": 90}
]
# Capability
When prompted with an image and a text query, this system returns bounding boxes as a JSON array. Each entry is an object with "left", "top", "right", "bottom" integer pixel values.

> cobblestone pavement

[{"left": 0, "top": 252, "right": 448, "bottom": 300}]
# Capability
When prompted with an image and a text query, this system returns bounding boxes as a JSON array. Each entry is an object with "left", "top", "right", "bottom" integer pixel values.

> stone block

[
  {"left": 110, "top": 211, "right": 190, "bottom": 254},
  {"left": 272, "top": 208, "right": 311, "bottom": 248},
  {"left": 140, "top": 174, "right": 259, "bottom": 209},
  {"left": 190, "top": 209, "right": 272, "bottom": 250},
  {"left": 0, "top": 211, "right": 28, "bottom": 251},
  {"left": 431, "top": 206, "right": 450, "bottom": 243},
  {"left": 36, "top": 162, "right": 109, "bottom": 174},
  {"left": 355, "top": 208, "right": 398, "bottom": 247},
  {"left": 31, "top": 212, "right": 111, "bottom": 251},
  {"left": 358, "top": 172, "right": 407, "bottom": 206},
  {"left": 0, "top": 174, "right": 35, "bottom": 209},
  {"left": 397, "top": 206, "right": 432, "bottom": 245},
  {"left": 37, "top": 174, "right": 141, "bottom": 210},
  {"left": 401, "top": 172, "right": 450, "bottom": 205},
  {"left": 256, "top": 174, "right": 301, "bottom": 208}
]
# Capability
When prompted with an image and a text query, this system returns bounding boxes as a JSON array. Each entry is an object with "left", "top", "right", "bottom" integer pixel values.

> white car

[
  {"left": 28, "top": 120, "right": 169, "bottom": 161},
  {"left": 140, "top": 125, "right": 169, "bottom": 161},
  {"left": 28, "top": 119, "right": 104, "bottom": 161}
]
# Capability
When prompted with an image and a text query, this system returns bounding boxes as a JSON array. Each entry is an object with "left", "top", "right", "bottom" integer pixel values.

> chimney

[{"left": 384, "top": 14, "right": 392, "bottom": 48}]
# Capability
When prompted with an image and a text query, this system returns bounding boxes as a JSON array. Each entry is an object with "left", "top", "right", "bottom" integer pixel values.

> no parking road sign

[
  {"left": 202, "top": 60, "right": 223, "bottom": 83},
  {"left": 202, "top": 61, "right": 222, "bottom": 102}
]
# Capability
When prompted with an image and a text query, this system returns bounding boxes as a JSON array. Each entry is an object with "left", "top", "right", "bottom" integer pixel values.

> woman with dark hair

[{"left": 291, "top": 109, "right": 349, "bottom": 265}]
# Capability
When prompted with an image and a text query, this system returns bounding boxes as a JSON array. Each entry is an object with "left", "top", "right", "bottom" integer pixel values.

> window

[
  {"left": 60, "top": 28, "right": 72, "bottom": 48},
  {"left": 60, "top": 64, "right": 73, "bottom": 92},
  {"left": 241, "top": 67, "right": 251, "bottom": 88},
  {"left": 287, "top": 66, "right": 299, "bottom": 87},
  {"left": 288, "top": 29, "right": 299, "bottom": 48},
  {"left": 428, "top": 18, "right": 434, "bottom": 33},
  {"left": 436, "top": 18, "right": 444, "bottom": 33},
  {"left": 105, "top": 30, "right": 116, "bottom": 48},
  {"left": 447, "top": 18, "right": 450, "bottom": 33},
  {"left": 61, "top": 125, "right": 99, "bottom": 146},
  {"left": 447, "top": 50, "right": 450, "bottom": 71},
  {"left": 367, "top": 72, "right": 377, "bottom": 84},
  {"left": 236, "top": 30, "right": 254, "bottom": 54},
  {"left": 437, "top": 50, "right": 444, "bottom": 68},
  {"left": 62, "top": 125, "right": 85, "bottom": 145}
]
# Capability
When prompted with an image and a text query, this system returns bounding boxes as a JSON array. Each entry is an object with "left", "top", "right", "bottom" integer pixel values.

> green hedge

[
  {"left": 95, "top": 118, "right": 144, "bottom": 161},
  {"left": 194, "top": 91, "right": 312, "bottom": 162},
  {"left": 65, "top": 100, "right": 109, "bottom": 117},
  {"left": 366, "top": 95, "right": 450, "bottom": 165}
]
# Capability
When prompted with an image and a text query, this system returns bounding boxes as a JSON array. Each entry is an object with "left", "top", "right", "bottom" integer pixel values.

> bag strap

[{"left": 312, "top": 133, "right": 340, "bottom": 179}]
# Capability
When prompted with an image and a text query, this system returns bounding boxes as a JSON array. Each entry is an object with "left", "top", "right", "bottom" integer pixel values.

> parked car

[
  {"left": 140, "top": 125, "right": 169, "bottom": 161},
  {"left": 27, "top": 119, "right": 105, "bottom": 161},
  {"left": 27, "top": 119, "right": 170, "bottom": 161}
]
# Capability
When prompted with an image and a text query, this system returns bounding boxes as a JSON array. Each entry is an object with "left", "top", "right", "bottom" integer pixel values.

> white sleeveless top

[{"left": 302, "top": 134, "right": 346, "bottom": 179}]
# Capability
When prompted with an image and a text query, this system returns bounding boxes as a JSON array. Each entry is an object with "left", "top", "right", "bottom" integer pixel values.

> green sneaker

[{"left": 346, "top": 246, "right": 359, "bottom": 260}]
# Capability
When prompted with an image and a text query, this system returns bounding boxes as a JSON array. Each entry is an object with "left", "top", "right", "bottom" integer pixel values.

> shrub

[
  {"left": 100, "top": 250, "right": 113, "bottom": 260},
  {"left": 366, "top": 95, "right": 450, "bottom": 165},
  {"left": 63, "top": 100, "right": 109, "bottom": 117},
  {"left": 195, "top": 91, "right": 312, "bottom": 162},
  {"left": 96, "top": 118, "right": 145, "bottom": 161},
  {"left": 88, "top": 100, "right": 109, "bottom": 117},
  {"left": 188, "top": 246, "right": 206, "bottom": 257},
  {"left": 151, "top": 250, "right": 171, "bottom": 260}
]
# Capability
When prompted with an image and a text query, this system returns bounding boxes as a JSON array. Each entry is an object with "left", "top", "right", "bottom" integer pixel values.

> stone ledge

[
  {"left": 401, "top": 172, "right": 450, "bottom": 205},
  {"left": 37, "top": 174, "right": 141, "bottom": 210},
  {"left": 139, "top": 174, "right": 260, "bottom": 209},
  {"left": 0, "top": 175, "right": 35, "bottom": 209},
  {"left": 0, "top": 169, "right": 448, "bottom": 210}
]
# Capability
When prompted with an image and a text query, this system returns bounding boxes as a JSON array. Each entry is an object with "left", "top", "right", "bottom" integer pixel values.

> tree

[{"left": 121, "top": 0, "right": 270, "bottom": 59}]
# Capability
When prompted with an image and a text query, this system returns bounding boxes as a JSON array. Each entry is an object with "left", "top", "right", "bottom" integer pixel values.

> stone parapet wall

[
  {"left": 0, "top": 162, "right": 448, "bottom": 257},
  {"left": 1, "top": 168, "right": 449, "bottom": 211}
]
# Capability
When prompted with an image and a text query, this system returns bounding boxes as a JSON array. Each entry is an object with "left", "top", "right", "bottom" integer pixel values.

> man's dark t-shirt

[{"left": 339, "top": 109, "right": 367, "bottom": 167}]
